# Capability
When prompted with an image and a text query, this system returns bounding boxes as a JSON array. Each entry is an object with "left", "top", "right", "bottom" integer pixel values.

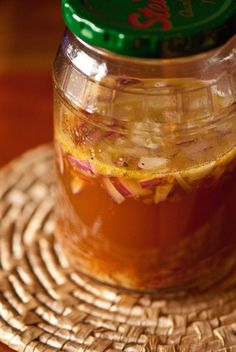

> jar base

[{"left": 55, "top": 230, "right": 236, "bottom": 297}]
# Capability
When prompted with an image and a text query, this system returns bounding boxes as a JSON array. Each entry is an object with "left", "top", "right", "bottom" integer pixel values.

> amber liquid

[{"left": 56, "top": 159, "right": 236, "bottom": 291}]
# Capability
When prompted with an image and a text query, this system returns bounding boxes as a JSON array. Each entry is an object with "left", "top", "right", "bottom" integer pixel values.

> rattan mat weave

[{"left": 1, "top": 145, "right": 236, "bottom": 352}]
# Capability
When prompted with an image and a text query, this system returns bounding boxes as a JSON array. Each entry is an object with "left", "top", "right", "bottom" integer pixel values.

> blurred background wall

[
  {"left": 0, "top": 2, "right": 64, "bottom": 349},
  {"left": 0, "top": 0, "right": 64, "bottom": 167}
]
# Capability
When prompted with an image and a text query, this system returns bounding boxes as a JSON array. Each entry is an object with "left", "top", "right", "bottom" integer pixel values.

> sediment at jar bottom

[{"left": 54, "top": 146, "right": 236, "bottom": 291}]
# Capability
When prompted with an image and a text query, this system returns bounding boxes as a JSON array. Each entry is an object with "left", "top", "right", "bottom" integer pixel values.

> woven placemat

[{"left": 1, "top": 145, "right": 236, "bottom": 352}]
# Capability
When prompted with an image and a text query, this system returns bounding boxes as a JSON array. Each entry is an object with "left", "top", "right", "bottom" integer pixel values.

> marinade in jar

[{"left": 54, "top": 84, "right": 236, "bottom": 291}]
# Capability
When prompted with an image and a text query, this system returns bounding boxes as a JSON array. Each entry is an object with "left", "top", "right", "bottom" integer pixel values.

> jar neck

[
  {"left": 54, "top": 29, "right": 236, "bottom": 133},
  {"left": 62, "top": 29, "right": 236, "bottom": 83}
]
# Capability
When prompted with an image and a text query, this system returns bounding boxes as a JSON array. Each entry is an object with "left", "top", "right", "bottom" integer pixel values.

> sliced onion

[
  {"left": 175, "top": 174, "right": 192, "bottom": 193},
  {"left": 70, "top": 177, "right": 85, "bottom": 195},
  {"left": 139, "top": 178, "right": 162, "bottom": 188},
  {"left": 102, "top": 178, "right": 125, "bottom": 204},
  {"left": 68, "top": 155, "right": 96, "bottom": 177},
  {"left": 154, "top": 184, "right": 173, "bottom": 204},
  {"left": 115, "top": 178, "right": 151, "bottom": 197},
  {"left": 138, "top": 156, "right": 168, "bottom": 170},
  {"left": 55, "top": 141, "right": 64, "bottom": 174},
  {"left": 114, "top": 178, "right": 132, "bottom": 197}
]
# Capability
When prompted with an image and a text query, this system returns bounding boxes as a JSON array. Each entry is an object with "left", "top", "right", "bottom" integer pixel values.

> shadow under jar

[{"left": 53, "top": 0, "right": 236, "bottom": 293}]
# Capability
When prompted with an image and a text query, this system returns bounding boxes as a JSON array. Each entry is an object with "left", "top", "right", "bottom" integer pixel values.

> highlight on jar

[{"left": 53, "top": 70, "right": 236, "bottom": 292}]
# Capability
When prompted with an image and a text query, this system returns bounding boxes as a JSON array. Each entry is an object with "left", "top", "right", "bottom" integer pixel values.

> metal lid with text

[{"left": 62, "top": 0, "right": 236, "bottom": 58}]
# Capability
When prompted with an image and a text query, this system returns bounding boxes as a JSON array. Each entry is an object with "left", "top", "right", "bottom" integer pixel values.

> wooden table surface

[{"left": 0, "top": 1, "right": 64, "bottom": 350}]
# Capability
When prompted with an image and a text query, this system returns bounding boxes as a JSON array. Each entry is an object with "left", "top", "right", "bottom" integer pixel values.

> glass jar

[{"left": 53, "top": 0, "right": 236, "bottom": 292}]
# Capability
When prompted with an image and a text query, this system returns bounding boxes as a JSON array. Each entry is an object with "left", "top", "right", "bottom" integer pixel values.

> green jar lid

[{"left": 62, "top": 0, "right": 236, "bottom": 58}]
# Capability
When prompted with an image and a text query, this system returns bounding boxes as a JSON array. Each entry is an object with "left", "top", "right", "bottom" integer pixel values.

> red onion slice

[
  {"left": 114, "top": 178, "right": 132, "bottom": 197},
  {"left": 102, "top": 178, "right": 125, "bottom": 204},
  {"left": 68, "top": 155, "right": 96, "bottom": 177},
  {"left": 139, "top": 178, "right": 162, "bottom": 188},
  {"left": 114, "top": 178, "right": 151, "bottom": 197}
]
